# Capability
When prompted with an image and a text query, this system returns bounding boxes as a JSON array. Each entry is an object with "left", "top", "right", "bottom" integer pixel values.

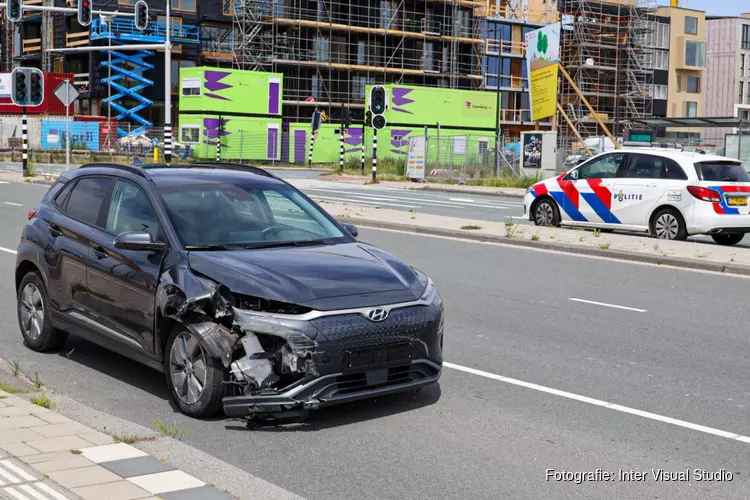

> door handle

[
  {"left": 91, "top": 245, "right": 108, "bottom": 259},
  {"left": 48, "top": 222, "right": 62, "bottom": 237},
  {"left": 646, "top": 183, "right": 658, "bottom": 188}
]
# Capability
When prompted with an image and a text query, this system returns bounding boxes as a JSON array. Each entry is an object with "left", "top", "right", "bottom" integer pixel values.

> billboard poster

[
  {"left": 405, "top": 136, "right": 426, "bottom": 180},
  {"left": 525, "top": 23, "right": 561, "bottom": 122},
  {"left": 41, "top": 121, "right": 100, "bottom": 150},
  {"left": 0, "top": 74, "right": 10, "bottom": 98},
  {"left": 522, "top": 132, "right": 543, "bottom": 168}
]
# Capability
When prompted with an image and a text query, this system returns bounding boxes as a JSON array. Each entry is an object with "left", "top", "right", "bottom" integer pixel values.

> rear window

[{"left": 694, "top": 161, "right": 750, "bottom": 182}]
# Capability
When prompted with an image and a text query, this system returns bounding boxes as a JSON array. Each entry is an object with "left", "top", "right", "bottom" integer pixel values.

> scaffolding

[
  {"left": 231, "top": 0, "right": 488, "bottom": 121},
  {"left": 557, "top": 0, "right": 656, "bottom": 152}
]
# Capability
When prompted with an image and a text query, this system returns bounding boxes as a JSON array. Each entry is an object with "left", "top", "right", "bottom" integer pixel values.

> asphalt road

[{"left": 1, "top": 181, "right": 750, "bottom": 499}]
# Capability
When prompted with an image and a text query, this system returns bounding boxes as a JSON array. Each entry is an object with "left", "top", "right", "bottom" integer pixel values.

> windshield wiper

[
  {"left": 244, "top": 239, "right": 330, "bottom": 250},
  {"left": 184, "top": 244, "right": 231, "bottom": 251}
]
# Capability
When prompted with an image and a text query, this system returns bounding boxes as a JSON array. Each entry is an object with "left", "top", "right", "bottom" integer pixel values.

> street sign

[{"left": 54, "top": 80, "right": 79, "bottom": 107}]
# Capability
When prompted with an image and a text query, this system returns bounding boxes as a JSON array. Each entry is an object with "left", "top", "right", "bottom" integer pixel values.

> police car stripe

[
  {"left": 581, "top": 192, "right": 621, "bottom": 224},
  {"left": 586, "top": 179, "right": 613, "bottom": 210},
  {"left": 550, "top": 191, "right": 587, "bottom": 222},
  {"left": 710, "top": 186, "right": 741, "bottom": 215}
]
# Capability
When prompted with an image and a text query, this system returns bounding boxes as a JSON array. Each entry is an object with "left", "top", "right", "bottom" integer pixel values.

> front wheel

[
  {"left": 651, "top": 208, "right": 687, "bottom": 241},
  {"left": 533, "top": 198, "right": 561, "bottom": 227},
  {"left": 711, "top": 233, "right": 745, "bottom": 246},
  {"left": 165, "top": 327, "right": 226, "bottom": 418},
  {"left": 17, "top": 272, "right": 68, "bottom": 352}
]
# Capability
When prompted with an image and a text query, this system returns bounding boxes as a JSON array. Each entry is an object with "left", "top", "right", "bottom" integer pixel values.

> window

[
  {"left": 685, "top": 40, "right": 706, "bottom": 67},
  {"left": 625, "top": 154, "right": 687, "bottom": 180},
  {"left": 676, "top": 76, "right": 682, "bottom": 92},
  {"left": 158, "top": 183, "right": 346, "bottom": 248},
  {"left": 171, "top": 0, "right": 195, "bottom": 11},
  {"left": 106, "top": 181, "right": 160, "bottom": 239},
  {"left": 313, "top": 37, "right": 329, "bottom": 62},
  {"left": 654, "top": 51, "right": 669, "bottom": 70},
  {"left": 171, "top": 60, "right": 194, "bottom": 94},
  {"left": 651, "top": 84, "right": 667, "bottom": 100},
  {"left": 158, "top": 17, "right": 182, "bottom": 53},
  {"left": 742, "top": 25, "right": 750, "bottom": 50},
  {"left": 477, "top": 138, "right": 489, "bottom": 156},
  {"left": 181, "top": 126, "right": 199, "bottom": 143},
  {"left": 54, "top": 182, "right": 75, "bottom": 210},
  {"left": 64, "top": 177, "right": 112, "bottom": 227},
  {"left": 686, "top": 101, "right": 698, "bottom": 117},
  {"left": 694, "top": 161, "right": 750, "bottom": 182},
  {"left": 201, "top": 25, "right": 235, "bottom": 57},
  {"left": 649, "top": 22, "right": 670, "bottom": 49},
  {"left": 569, "top": 153, "right": 626, "bottom": 180},
  {"left": 181, "top": 77, "right": 201, "bottom": 97},
  {"left": 687, "top": 76, "right": 700, "bottom": 93},
  {"left": 685, "top": 16, "right": 698, "bottom": 35},
  {"left": 741, "top": 82, "right": 745, "bottom": 104}
]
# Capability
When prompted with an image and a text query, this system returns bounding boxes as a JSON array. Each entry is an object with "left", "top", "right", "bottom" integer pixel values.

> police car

[{"left": 523, "top": 144, "right": 750, "bottom": 245}]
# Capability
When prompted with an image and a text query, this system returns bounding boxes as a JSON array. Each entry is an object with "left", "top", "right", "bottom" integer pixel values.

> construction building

[{"left": 555, "top": 0, "right": 656, "bottom": 151}]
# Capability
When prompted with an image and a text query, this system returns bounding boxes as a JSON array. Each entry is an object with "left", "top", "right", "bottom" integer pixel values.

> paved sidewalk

[{"left": 0, "top": 390, "right": 234, "bottom": 500}]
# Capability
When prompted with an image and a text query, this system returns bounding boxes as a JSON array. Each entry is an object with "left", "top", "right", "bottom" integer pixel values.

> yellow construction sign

[{"left": 525, "top": 23, "right": 561, "bottom": 122}]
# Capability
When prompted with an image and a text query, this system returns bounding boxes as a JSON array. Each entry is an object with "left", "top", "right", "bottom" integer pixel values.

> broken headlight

[{"left": 233, "top": 294, "right": 312, "bottom": 315}]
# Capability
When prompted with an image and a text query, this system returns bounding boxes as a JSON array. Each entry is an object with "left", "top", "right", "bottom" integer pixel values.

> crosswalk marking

[
  {"left": 0, "top": 463, "right": 34, "bottom": 483},
  {"left": 1, "top": 484, "right": 71, "bottom": 500}
]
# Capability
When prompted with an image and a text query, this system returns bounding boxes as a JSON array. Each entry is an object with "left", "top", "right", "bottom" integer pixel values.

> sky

[{"left": 658, "top": 1, "right": 747, "bottom": 16}]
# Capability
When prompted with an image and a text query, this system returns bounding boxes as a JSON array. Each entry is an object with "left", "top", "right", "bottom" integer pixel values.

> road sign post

[{"left": 54, "top": 79, "right": 79, "bottom": 170}]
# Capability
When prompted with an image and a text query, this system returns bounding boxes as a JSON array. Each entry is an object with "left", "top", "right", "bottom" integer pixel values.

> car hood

[{"left": 187, "top": 242, "right": 425, "bottom": 309}]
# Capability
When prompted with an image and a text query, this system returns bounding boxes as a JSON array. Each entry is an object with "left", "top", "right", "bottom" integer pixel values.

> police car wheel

[
  {"left": 651, "top": 208, "right": 687, "bottom": 241},
  {"left": 710, "top": 234, "right": 745, "bottom": 246},
  {"left": 534, "top": 199, "right": 560, "bottom": 227}
]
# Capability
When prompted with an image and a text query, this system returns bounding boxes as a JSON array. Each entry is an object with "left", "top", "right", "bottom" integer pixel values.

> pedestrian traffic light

[
  {"left": 77, "top": 0, "right": 92, "bottom": 27},
  {"left": 369, "top": 86, "right": 386, "bottom": 115},
  {"left": 11, "top": 67, "right": 44, "bottom": 107},
  {"left": 134, "top": 0, "right": 148, "bottom": 30},
  {"left": 7, "top": 0, "right": 22, "bottom": 22}
]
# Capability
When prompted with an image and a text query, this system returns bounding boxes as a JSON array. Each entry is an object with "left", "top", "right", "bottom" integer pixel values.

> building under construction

[{"left": 556, "top": 0, "right": 656, "bottom": 150}]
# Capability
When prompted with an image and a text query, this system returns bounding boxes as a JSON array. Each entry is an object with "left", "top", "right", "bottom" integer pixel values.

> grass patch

[
  {"left": 592, "top": 228, "right": 601, "bottom": 238},
  {"left": 0, "top": 381, "right": 29, "bottom": 394},
  {"left": 11, "top": 360, "right": 20, "bottom": 377},
  {"left": 460, "top": 224, "right": 482, "bottom": 230},
  {"left": 29, "top": 393, "right": 55, "bottom": 410},
  {"left": 113, "top": 433, "right": 154, "bottom": 444},
  {"left": 71, "top": 450, "right": 82, "bottom": 455},
  {"left": 598, "top": 242, "right": 611, "bottom": 250},
  {"left": 152, "top": 419, "right": 188, "bottom": 440},
  {"left": 32, "top": 372, "right": 43, "bottom": 391},
  {"left": 504, "top": 217, "right": 518, "bottom": 238},
  {"left": 579, "top": 236, "right": 585, "bottom": 242},
  {"left": 531, "top": 233, "right": 540, "bottom": 241}
]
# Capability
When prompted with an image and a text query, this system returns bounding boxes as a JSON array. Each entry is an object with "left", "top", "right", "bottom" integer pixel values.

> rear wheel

[
  {"left": 533, "top": 198, "right": 561, "bottom": 227},
  {"left": 710, "top": 233, "right": 745, "bottom": 246},
  {"left": 165, "top": 327, "right": 225, "bottom": 418},
  {"left": 651, "top": 208, "right": 687, "bottom": 241},
  {"left": 17, "top": 272, "right": 68, "bottom": 352}
]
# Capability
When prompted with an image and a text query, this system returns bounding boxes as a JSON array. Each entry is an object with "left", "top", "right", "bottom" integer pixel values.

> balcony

[
  {"left": 66, "top": 31, "right": 89, "bottom": 48},
  {"left": 90, "top": 18, "right": 200, "bottom": 44},
  {"left": 485, "top": 74, "right": 528, "bottom": 90},
  {"left": 22, "top": 38, "right": 42, "bottom": 54},
  {"left": 485, "top": 39, "right": 525, "bottom": 57},
  {"left": 479, "top": 4, "right": 559, "bottom": 25},
  {"left": 73, "top": 73, "right": 89, "bottom": 92}
]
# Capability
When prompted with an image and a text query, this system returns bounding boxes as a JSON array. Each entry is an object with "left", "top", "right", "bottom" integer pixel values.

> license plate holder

[
  {"left": 727, "top": 196, "right": 748, "bottom": 206},
  {"left": 344, "top": 342, "right": 412, "bottom": 373}
]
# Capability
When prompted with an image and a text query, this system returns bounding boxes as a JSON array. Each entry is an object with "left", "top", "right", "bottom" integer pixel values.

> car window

[
  {"left": 694, "top": 161, "right": 750, "bottom": 182},
  {"left": 664, "top": 158, "right": 688, "bottom": 180},
  {"left": 158, "top": 182, "right": 346, "bottom": 248},
  {"left": 64, "top": 177, "right": 112, "bottom": 227},
  {"left": 54, "top": 181, "right": 75, "bottom": 209},
  {"left": 575, "top": 153, "right": 625, "bottom": 180},
  {"left": 106, "top": 181, "right": 161, "bottom": 239},
  {"left": 624, "top": 154, "right": 684, "bottom": 179}
]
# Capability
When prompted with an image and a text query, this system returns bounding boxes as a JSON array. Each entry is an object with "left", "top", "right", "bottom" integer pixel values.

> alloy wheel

[
  {"left": 169, "top": 332, "right": 207, "bottom": 405},
  {"left": 654, "top": 213, "right": 679, "bottom": 239},
  {"left": 19, "top": 284, "right": 44, "bottom": 341},
  {"left": 535, "top": 202, "right": 554, "bottom": 226}
]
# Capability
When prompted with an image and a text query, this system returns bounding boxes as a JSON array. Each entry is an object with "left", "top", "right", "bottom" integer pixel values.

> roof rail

[
  {"left": 79, "top": 162, "right": 152, "bottom": 180},
  {"left": 184, "top": 161, "right": 279, "bottom": 179},
  {"left": 622, "top": 141, "right": 683, "bottom": 150}
]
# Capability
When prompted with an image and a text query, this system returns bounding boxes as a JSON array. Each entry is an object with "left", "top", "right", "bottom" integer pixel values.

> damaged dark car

[{"left": 14, "top": 162, "right": 444, "bottom": 420}]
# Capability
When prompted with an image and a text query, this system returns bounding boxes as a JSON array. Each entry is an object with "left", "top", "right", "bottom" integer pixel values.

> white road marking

[
  {"left": 3, "top": 487, "right": 29, "bottom": 500},
  {"left": 444, "top": 362, "right": 750, "bottom": 445},
  {"left": 305, "top": 188, "right": 517, "bottom": 210},
  {"left": 0, "top": 247, "right": 17, "bottom": 255},
  {"left": 569, "top": 298, "right": 646, "bottom": 312},
  {"left": 0, "top": 181, "right": 7, "bottom": 184},
  {"left": 18, "top": 485, "right": 50, "bottom": 500},
  {"left": 0, "top": 461, "right": 35, "bottom": 482},
  {"left": 449, "top": 197, "right": 475, "bottom": 202},
  {"left": 34, "top": 483, "right": 70, "bottom": 500},
  {"left": 312, "top": 196, "right": 420, "bottom": 209},
  {"left": 4, "top": 202, "right": 22, "bottom": 206}
]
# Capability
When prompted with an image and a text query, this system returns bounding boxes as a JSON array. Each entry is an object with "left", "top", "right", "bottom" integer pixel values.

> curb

[{"left": 342, "top": 217, "right": 750, "bottom": 277}]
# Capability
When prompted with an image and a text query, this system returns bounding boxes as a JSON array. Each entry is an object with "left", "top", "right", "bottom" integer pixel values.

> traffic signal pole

[
  {"left": 163, "top": 0, "right": 173, "bottom": 163},
  {"left": 21, "top": 107, "right": 28, "bottom": 176},
  {"left": 372, "top": 134, "right": 377, "bottom": 183}
]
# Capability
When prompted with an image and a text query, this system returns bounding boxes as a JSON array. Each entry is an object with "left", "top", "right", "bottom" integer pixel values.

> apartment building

[
  {"left": 701, "top": 13, "right": 750, "bottom": 143},
  {"left": 652, "top": 5, "right": 706, "bottom": 138}
]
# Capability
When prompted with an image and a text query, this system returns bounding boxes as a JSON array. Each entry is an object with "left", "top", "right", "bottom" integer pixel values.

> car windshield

[
  {"left": 694, "top": 161, "right": 750, "bottom": 182},
  {"left": 158, "top": 182, "right": 347, "bottom": 249}
]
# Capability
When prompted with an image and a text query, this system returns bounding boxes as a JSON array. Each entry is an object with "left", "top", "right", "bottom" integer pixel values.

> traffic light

[
  {"left": 77, "top": 0, "right": 92, "bottom": 27},
  {"left": 134, "top": 0, "right": 148, "bottom": 30},
  {"left": 11, "top": 67, "right": 44, "bottom": 107},
  {"left": 365, "top": 110, "right": 372, "bottom": 127},
  {"left": 342, "top": 108, "right": 351, "bottom": 128},
  {"left": 369, "top": 85, "right": 386, "bottom": 115},
  {"left": 372, "top": 115, "right": 386, "bottom": 130},
  {"left": 7, "top": 0, "right": 22, "bottom": 22}
]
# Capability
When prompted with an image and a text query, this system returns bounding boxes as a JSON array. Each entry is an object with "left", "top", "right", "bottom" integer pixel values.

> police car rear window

[{"left": 694, "top": 162, "right": 750, "bottom": 182}]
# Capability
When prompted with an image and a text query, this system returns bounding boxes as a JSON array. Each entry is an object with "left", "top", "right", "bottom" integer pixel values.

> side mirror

[
  {"left": 342, "top": 223, "right": 358, "bottom": 238},
  {"left": 113, "top": 231, "right": 165, "bottom": 251}
]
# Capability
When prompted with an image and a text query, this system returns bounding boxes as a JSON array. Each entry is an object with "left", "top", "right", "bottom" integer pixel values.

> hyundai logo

[{"left": 365, "top": 308, "right": 389, "bottom": 322}]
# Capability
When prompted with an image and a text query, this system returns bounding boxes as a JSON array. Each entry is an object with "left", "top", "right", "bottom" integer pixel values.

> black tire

[
  {"left": 17, "top": 272, "right": 68, "bottom": 352},
  {"left": 711, "top": 233, "right": 745, "bottom": 246},
  {"left": 533, "top": 198, "right": 561, "bottom": 227},
  {"left": 164, "top": 326, "right": 225, "bottom": 418},
  {"left": 650, "top": 208, "right": 687, "bottom": 241}
]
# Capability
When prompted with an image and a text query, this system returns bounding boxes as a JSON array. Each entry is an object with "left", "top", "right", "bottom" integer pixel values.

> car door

[
  {"left": 46, "top": 176, "right": 113, "bottom": 318},
  {"left": 86, "top": 179, "right": 166, "bottom": 354},
  {"left": 611, "top": 153, "right": 680, "bottom": 227},
  {"left": 561, "top": 152, "right": 627, "bottom": 224}
]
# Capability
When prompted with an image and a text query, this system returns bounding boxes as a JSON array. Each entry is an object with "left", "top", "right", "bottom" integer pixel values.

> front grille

[
  {"left": 311, "top": 306, "right": 429, "bottom": 346},
  {"left": 314, "top": 363, "right": 439, "bottom": 400}
]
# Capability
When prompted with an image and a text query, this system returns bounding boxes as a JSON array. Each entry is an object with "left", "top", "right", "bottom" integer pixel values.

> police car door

[
  {"left": 611, "top": 153, "right": 672, "bottom": 228},
  {"left": 568, "top": 152, "right": 626, "bottom": 225}
]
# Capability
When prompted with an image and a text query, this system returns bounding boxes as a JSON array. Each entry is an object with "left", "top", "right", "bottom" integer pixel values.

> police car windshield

[{"left": 694, "top": 162, "right": 750, "bottom": 182}]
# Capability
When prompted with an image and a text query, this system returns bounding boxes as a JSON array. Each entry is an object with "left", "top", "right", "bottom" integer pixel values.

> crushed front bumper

[{"left": 222, "top": 359, "right": 441, "bottom": 418}]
